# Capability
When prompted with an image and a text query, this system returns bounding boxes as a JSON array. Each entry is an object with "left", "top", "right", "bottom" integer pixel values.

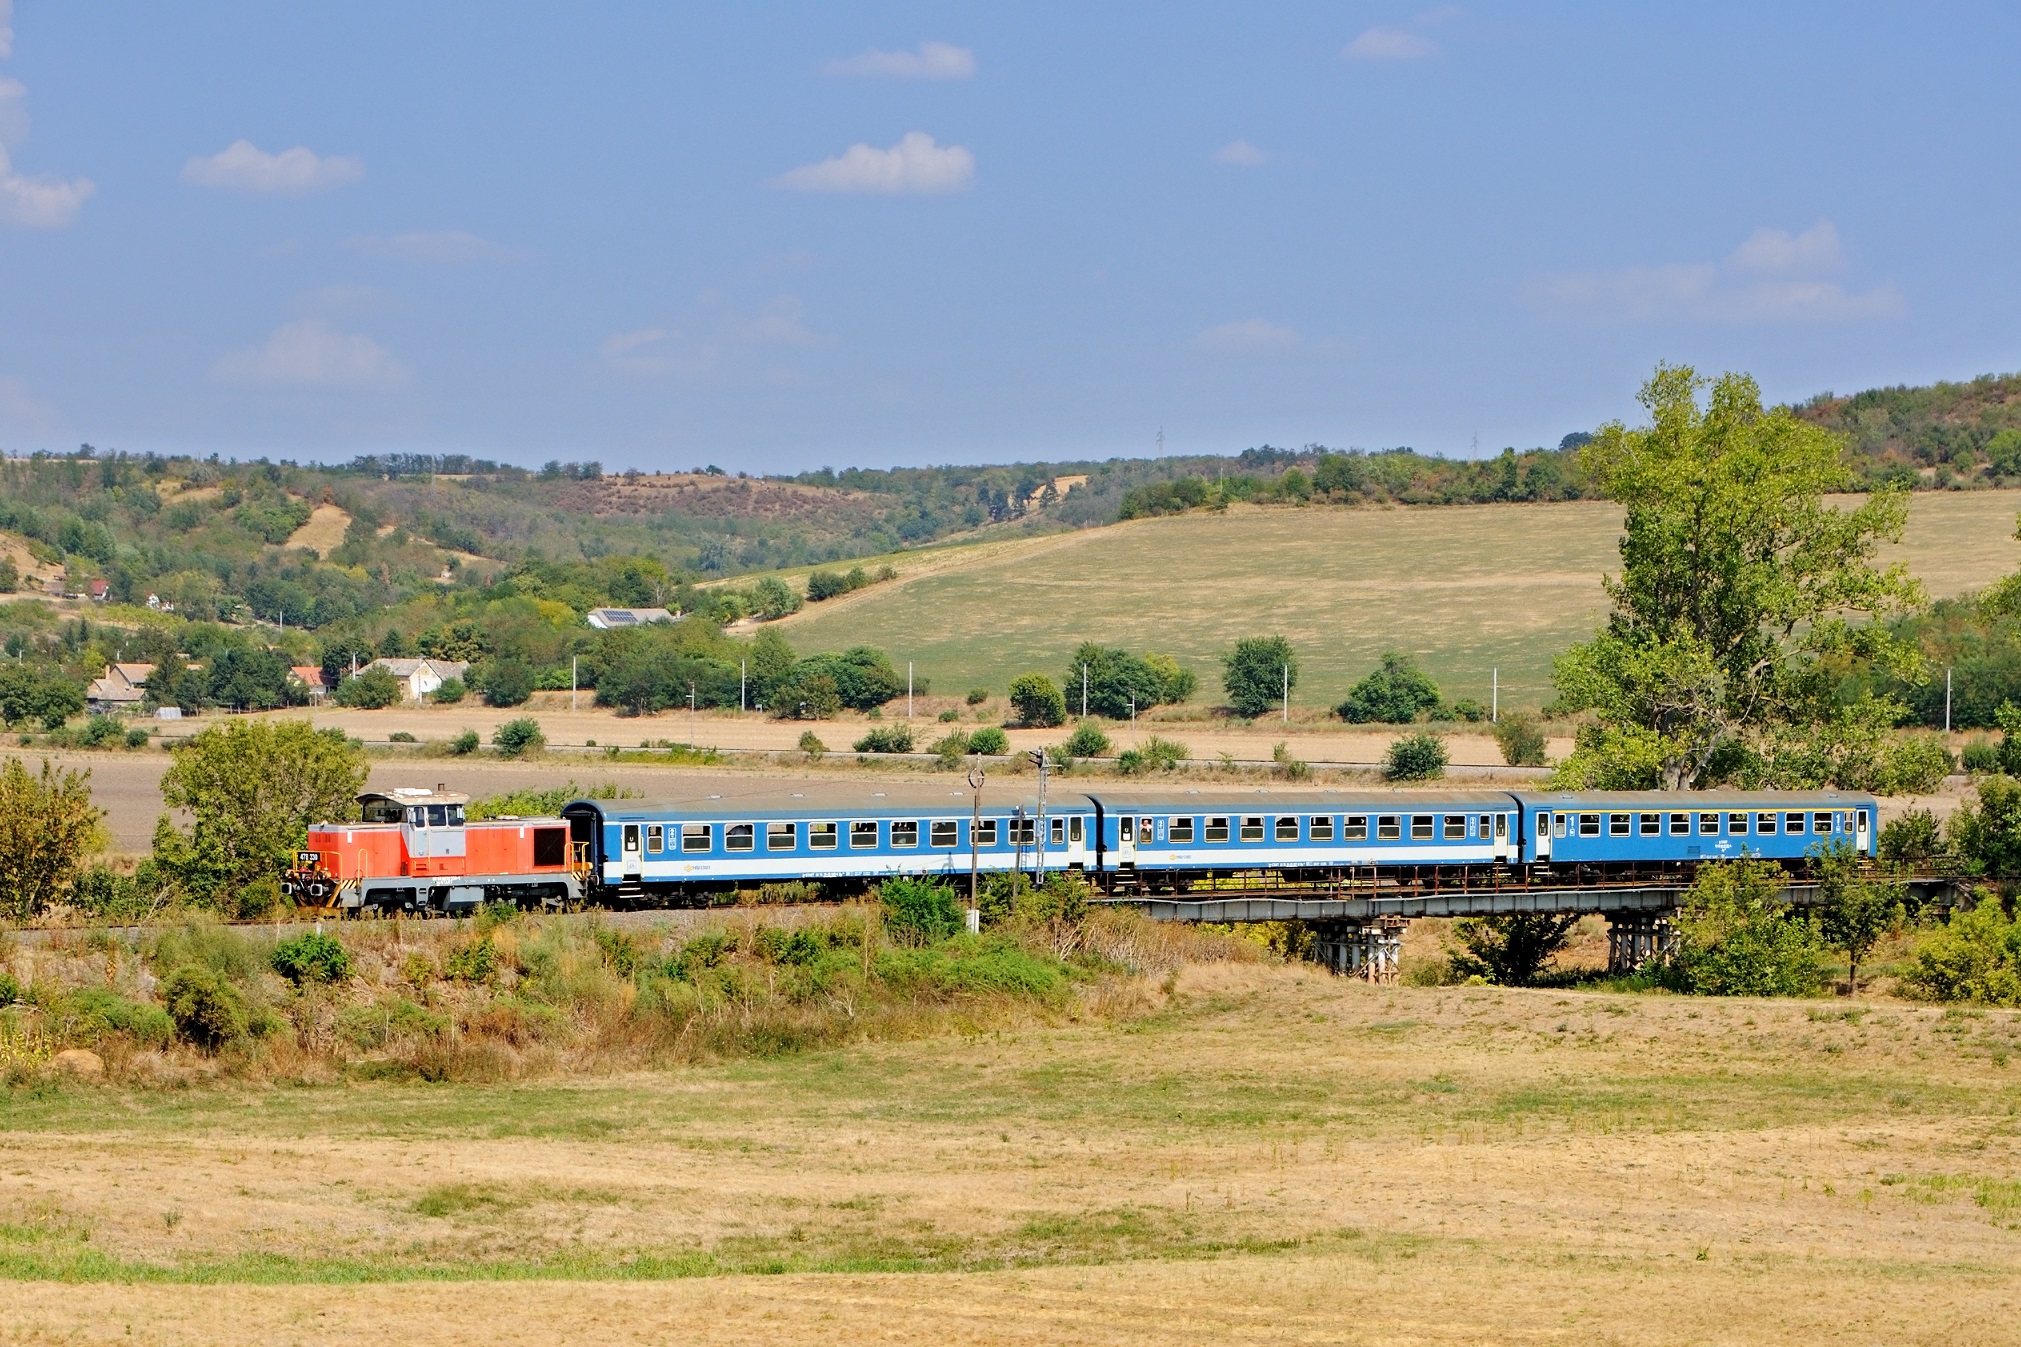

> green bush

[
  {"left": 388, "top": 731, "right": 417, "bottom": 743},
  {"left": 1880, "top": 808, "right": 1942, "bottom": 864},
  {"left": 1901, "top": 898, "right": 2021, "bottom": 1004},
  {"left": 449, "top": 729, "right": 480, "bottom": 755},
  {"left": 1963, "top": 739, "right": 2000, "bottom": 773},
  {"left": 967, "top": 726, "right": 1009, "bottom": 756},
  {"left": 45, "top": 987, "right": 174, "bottom": 1047},
  {"left": 492, "top": 717, "right": 546, "bottom": 757},
  {"left": 1062, "top": 720, "right": 1112, "bottom": 758},
  {"left": 445, "top": 937, "right": 499, "bottom": 983},
  {"left": 334, "top": 666, "right": 403, "bottom": 709},
  {"left": 929, "top": 730, "right": 970, "bottom": 767},
  {"left": 1008, "top": 673, "right": 1066, "bottom": 728},
  {"left": 1384, "top": 732, "right": 1448, "bottom": 781},
  {"left": 1271, "top": 741, "right": 1309, "bottom": 780},
  {"left": 879, "top": 877, "right": 964, "bottom": 945},
  {"left": 476, "top": 659, "right": 535, "bottom": 708},
  {"left": 937, "top": 708, "right": 960, "bottom": 722},
  {"left": 124, "top": 727, "right": 150, "bottom": 749},
  {"left": 1445, "top": 913, "right": 1580, "bottom": 985},
  {"left": 0, "top": 971, "right": 22, "bottom": 1005},
  {"left": 1659, "top": 858, "right": 1823, "bottom": 997},
  {"left": 1222, "top": 635, "right": 1296, "bottom": 718},
  {"left": 1337, "top": 650, "right": 1442, "bottom": 723},
  {"left": 966, "top": 688, "right": 990, "bottom": 705},
  {"left": 161, "top": 964, "right": 252, "bottom": 1047},
  {"left": 854, "top": 724, "right": 915, "bottom": 754},
  {"left": 430, "top": 677, "right": 468, "bottom": 705},
  {"left": 1878, "top": 734, "right": 1953, "bottom": 794},
  {"left": 1945, "top": 776, "right": 2021, "bottom": 875},
  {"left": 271, "top": 931, "right": 353, "bottom": 985},
  {"left": 1117, "top": 735, "right": 1188, "bottom": 775},
  {"left": 798, "top": 729, "right": 827, "bottom": 760},
  {"left": 805, "top": 569, "right": 850, "bottom": 601},
  {"left": 1492, "top": 714, "right": 1548, "bottom": 767},
  {"left": 1447, "top": 698, "right": 1486, "bottom": 723}
]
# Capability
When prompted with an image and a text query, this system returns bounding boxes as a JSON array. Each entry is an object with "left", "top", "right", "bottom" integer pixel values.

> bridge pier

[
  {"left": 1606, "top": 912, "right": 1673, "bottom": 974},
  {"left": 1312, "top": 920, "right": 1406, "bottom": 983}
]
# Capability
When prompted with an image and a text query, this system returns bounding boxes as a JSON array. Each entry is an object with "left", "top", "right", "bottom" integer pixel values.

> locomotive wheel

[{"left": 306, "top": 879, "right": 331, "bottom": 901}]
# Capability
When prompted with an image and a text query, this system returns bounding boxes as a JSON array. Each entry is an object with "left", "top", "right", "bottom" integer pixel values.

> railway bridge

[{"left": 1096, "top": 875, "right": 1963, "bottom": 981}]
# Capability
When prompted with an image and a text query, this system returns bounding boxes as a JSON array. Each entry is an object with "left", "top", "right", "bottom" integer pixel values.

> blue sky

[{"left": 1, "top": 2, "right": 2017, "bottom": 472}]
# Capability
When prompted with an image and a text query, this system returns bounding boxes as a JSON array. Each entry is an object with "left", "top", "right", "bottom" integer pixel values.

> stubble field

[{"left": 4, "top": 965, "right": 2019, "bottom": 1345}]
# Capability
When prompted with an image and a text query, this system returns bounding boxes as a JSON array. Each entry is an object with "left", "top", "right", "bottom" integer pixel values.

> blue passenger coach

[
  {"left": 1510, "top": 790, "right": 1875, "bottom": 868},
  {"left": 563, "top": 784, "right": 1093, "bottom": 899}
]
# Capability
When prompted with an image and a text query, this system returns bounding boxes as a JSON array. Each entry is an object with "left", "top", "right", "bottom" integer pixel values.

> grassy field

[
  {"left": 3, "top": 964, "right": 2018, "bottom": 1344},
  {"left": 776, "top": 492, "right": 2021, "bottom": 711}
]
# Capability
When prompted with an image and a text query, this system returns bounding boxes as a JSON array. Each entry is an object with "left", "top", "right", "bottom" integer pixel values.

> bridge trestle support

[
  {"left": 1606, "top": 912, "right": 1674, "bottom": 974},
  {"left": 1313, "top": 920, "right": 1406, "bottom": 983}
]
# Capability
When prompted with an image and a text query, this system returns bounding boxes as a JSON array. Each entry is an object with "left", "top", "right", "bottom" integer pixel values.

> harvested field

[{"left": 2, "top": 967, "right": 2018, "bottom": 1343}]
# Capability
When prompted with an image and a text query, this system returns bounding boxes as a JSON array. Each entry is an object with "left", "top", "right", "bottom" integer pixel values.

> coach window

[
  {"left": 1170, "top": 816, "right": 1195, "bottom": 843},
  {"left": 1051, "top": 817, "right": 1067, "bottom": 845},
  {"left": 1344, "top": 815, "right": 1369, "bottom": 841},
  {"left": 681, "top": 823, "right": 712, "bottom": 852},
  {"left": 1666, "top": 813, "right": 1687, "bottom": 836},
  {"left": 1275, "top": 816, "right": 1299, "bottom": 842},
  {"left": 646, "top": 825, "right": 664, "bottom": 852},
  {"left": 1723, "top": 813, "right": 1746, "bottom": 835},
  {"left": 1205, "top": 817, "right": 1230, "bottom": 843},
  {"left": 1536, "top": 812, "right": 1551, "bottom": 838},
  {"left": 931, "top": 820, "right": 958, "bottom": 848},
  {"left": 1578, "top": 814, "right": 1601, "bottom": 837},
  {"left": 1009, "top": 817, "right": 1036, "bottom": 845},
  {"left": 1239, "top": 816, "right": 1264, "bottom": 842},
  {"left": 1070, "top": 817, "right": 1083, "bottom": 842},
  {"left": 1443, "top": 815, "right": 1467, "bottom": 840},
  {"left": 1785, "top": 812, "right": 1806, "bottom": 835},
  {"left": 1377, "top": 815, "right": 1402, "bottom": 841},
  {"left": 975, "top": 818, "right": 999, "bottom": 846},
  {"left": 809, "top": 822, "right": 838, "bottom": 850},
  {"left": 1756, "top": 813, "right": 1779, "bottom": 835},
  {"left": 1610, "top": 814, "right": 1631, "bottom": 837},
  {"left": 1411, "top": 815, "right": 1434, "bottom": 841},
  {"left": 726, "top": 823, "right": 755, "bottom": 852},
  {"left": 767, "top": 822, "right": 796, "bottom": 851},
  {"left": 892, "top": 820, "right": 919, "bottom": 848},
  {"left": 1697, "top": 813, "right": 1720, "bottom": 835},
  {"left": 1553, "top": 814, "right": 1568, "bottom": 838},
  {"left": 850, "top": 821, "right": 879, "bottom": 849},
  {"left": 1310, "top": 815, "right": 1334, "bottom": 842},
  {"left": 1638, "top": 813, "right": 1659, "bottom": 836}
]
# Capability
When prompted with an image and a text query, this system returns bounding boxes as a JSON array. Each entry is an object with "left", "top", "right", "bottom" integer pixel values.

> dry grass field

[
  {"left": 777, "top": 491, "right": 2021, "bottom": 710},
  {"left": 4, "top": 965, "right": 2019, "bottom": 1344}
]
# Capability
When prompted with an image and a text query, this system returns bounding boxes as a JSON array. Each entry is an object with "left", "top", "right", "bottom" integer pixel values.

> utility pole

[
  {"left": 907, "top": 662, "right": 914, "bottom": 719},
  {"left": 689, "top": 681, "right": 696, "bottom": 746},
  {"left": 740, "top": 659, "right": 746, "bottom": 713},
  {"left": 1491, "top": 667, "right": 1498, "bottom": 724},
  {"left": 571, "top": 656, "right": 578, "bottom": 712},
  {"left": 967, "top": 766, "right": 985, "bottom": 933},
  {"left": 1082, "top": 664, "right": 1088, "bottom": 719},
  {"left": 1946, "top": 667, "right": 1953, "bottom": 734},
  {"left": 1282, "top": 663, "right": 1289, "bottom": 725}
]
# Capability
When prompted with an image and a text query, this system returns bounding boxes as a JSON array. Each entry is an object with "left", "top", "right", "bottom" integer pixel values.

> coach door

[
  {"left": 1057, "top": 814, "right": 1088, "bottom": 870},
  {"left": 1534, "top": 812, "right": 1551, "bottom": 861},
  {"left": 621, "top": 824, "right": 643, "bottom": 879},
  {"left": 1494, "top": 812, "right": 1512, "bottom": 862},
  {"left": 1116, "top": 815, "right": 1138, "bottom": 867},
  {"left": 1856, "top": 809, "right": 1871, "bottom": 855}
]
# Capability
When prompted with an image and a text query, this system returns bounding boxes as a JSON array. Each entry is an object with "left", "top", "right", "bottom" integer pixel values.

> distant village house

[
  {"left": 361, "top": 657, "right": 470, "bottom": 701},
  {"left": 585, "top": 607, "right": 678, "bottom": 629},
  {"left": 86, "top": 662, "right": 155, "bottom": 713},
  {"left": 291, "top": 666, "right": 329, "bottom": 704}
]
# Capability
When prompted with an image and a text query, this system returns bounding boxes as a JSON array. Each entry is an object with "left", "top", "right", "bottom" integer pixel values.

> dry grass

[
  {"left": 777, "top": 491, "right": 2021, "bottom": 710},
  {"left": 280, "top": 503, "right": 352, "bottom": 559},
  {"left": 2, "top": 961, "right": 2018, "bottom": 1343}
]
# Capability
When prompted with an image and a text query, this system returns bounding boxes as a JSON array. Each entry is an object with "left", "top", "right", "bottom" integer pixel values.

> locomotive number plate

[{"left": 297, "top": 851, "right": 320, "bottom": 865}]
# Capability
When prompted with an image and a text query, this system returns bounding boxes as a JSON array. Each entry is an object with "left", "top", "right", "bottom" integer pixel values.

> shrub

[
  {"left": 1222, "top": 636, "right": 1296, "bottom": 718},
  {"left": 161, "top": 964, "right": 252, "bottom": 1048},
  {"left": 966, "top": 688, "right": 990, "bottom": 705},
  {"left": 1272, "top": 741, "right": 1309, "bottom": 780},
  {"left": 854, "top": 724, "right": 915, "bottom": 754},
  {"left": 805, "top": 569, "right": 850, "bottom": 601},
  {"left": 751, "top": 576, "right": 802, "bottom": 619},
  {"left": 798, "top": 730, "right": 827, "bottom": 760},
  {"left": 1660, "top": 858, "right": 1823, "bottom": 997},
  {"left": 1447, "top": 698, "right": 1486, "bottom": 723},
  {"left": 1963, "top": 739, "right": 2000, "bottom": 773},
  {"left": 1492, "top": 714, "right": 1548, "bottom": 767},
  {"left": 1008, "top": 673, "right": 1066, "bottom": 728},
  {"left": 1880, "top": 808, "right": 1941, "bottom": 864},
  {"left": 1062, "top": 720, "right": 1113, "bottom": 758},
  {"left": 0, "top": 757, "right": 103, "bottom": 921},
  {"left": 1878, "top": 734, "right": 1953, "bottom": 794},
  {"left": 0, "top": 971, "right": 22, "bottom": 1005},
  {"left": 492, "top": 718, "right": 545, "bottom": 758},
  {"left": 476, "top": 659, "right": 535, "bottom": 708},
  {"left": 879, "top": 877, "right": 963, "bottom": 945},
  {"left": 1384, "top": 732, "right": 1448, "bottom": 781},
  {"left": 449, "top": 729, "right": 480, "bottom": 755},
  {"left": 1445, "top": 914, "right": 1580, "bottom": 985},
  {"left": 430, "top": 677, "right": 467, "bottom": 705},
  {"left": 1337, "top": 650, "right": 1441, "bottom": 723},
  {"left": 967, "top": 726, "right": 1009, "bottom": 756},
  {"left": 1945, "top": 776, "right": 2021, "bottom": 875},
  {"left": 271, "top": 931, "right": 353, "bottom": 985},
  {"left": 124, "top": 727, "right": 150, "bottom": 749},
  {"left": 930, "top": 730, "right": 970, "bottom": 767},
  {"left": 1901, "top": 897, "right": 2021, "bottom": 1005},
  {"left": 773, "top": 670, "right": 842, "bottom": 720},
  {"left": 444, "top": 937, "right": 498, "bottom": 984},
  {"left": 388, "top": 731, "right": 417, "bottom": 743},
  {"left": 1117, "top": 735, "right": 1188, "bottom": 775},
  {"left": 937, "top": 708, "right": 960, "bottom": 722},
  {"left": 334, "top": 666, "right": 402, "bottom": 709},
  {"left": 45, "top": 987, "right": 174, "bottom": 1047}
]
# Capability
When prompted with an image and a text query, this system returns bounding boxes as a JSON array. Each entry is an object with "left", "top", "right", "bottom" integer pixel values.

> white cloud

[
  {"left": 1529, "top": 221, "right": 1903, "bottom": 324},
  {"left": 1196, "top": 319, "right": 1299, "bottom": 352},
  {"left": 346, "top": 230, "right": 519, "bottom": 264},
  {"left": 1213, "top": 139, "right": 1268, "bottom": 167},
  {"left": 0, "top": 76, "right": 27, "bottom": 146},
  {"left": 213, "top": 320, "right": 409, "bottom": 389},
  {"left": 733, "top": 297, "right": 821, "bottom": 346},
  {"left": 0, "top": 1, "right": 12, "bottom": 60},
  {"left": 182, "top": 140, "right": 364, "bottom": 195},
  {"left": 1344, "top": 26, "right": 1439, "bottom": 60},
  {"left": 826, "top": 41, "right": 975, "bottom": 80},
  {"left": 0, "top": 142, "right": 93, "bottom": 228},
  {"left": 773, "top": 132, "right": 973, "bottom": 195},
  {"left": 0, "top": 374, "right": 60, "bottom": 434}
]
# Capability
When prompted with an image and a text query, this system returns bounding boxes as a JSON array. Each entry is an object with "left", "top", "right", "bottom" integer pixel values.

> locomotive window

[
  {"left": 1240, "top": 817, "right": 1265, "bottom": 842},
  {"left": 1816, "top": 811, "right": 1835, "bottom": 834},
  {"left": 1009, "top": 817, "right": 1037, "bottom": 845},
  {"left": 975, "top": 818, "right": 998, "bottom": 846},
  {"left": 1052, "top": 817, "right": 1067, "bottom": 845},
  {"left": 1443, "top": 815, "right": 1467, "bottom": 840},
  {"left": 767, "top": 822, "right": 796, "bottom": 850},
  {"left": 1310, "top": 816, "right": 1334, "bottom": 842},
  {"left": 428, "top": 805, "right": 449, "bottom": 827},
  {"left": 1579, "top": 814, "right": 1601, "bottom": 836},
  {"left": 1170, "top": 816, "right": 1195, "bottom": 843},
  {"left": 726, "top": 823, "right": 755, "bottom": 852},
  {"left": 931, "top": 820, "right": 958, "bottom": 848},
  {"left": 682, "top": 823, "right": 712, "bottom": 851},
  {"left": 533, "top": 827, "right": 566, "bottom": 867},
  {"left": 1343, "top": 816, "right": 1368, "bottom": 841},
  {"left": 646, "top": 825, "right": 664, "bottom": 852},
  {"left": 892, "top": 820, "right": 919, "bottom": 848},
  {"left": 409, "top": 807, "right": 427, "bottom": 827},
  {"left": 447, "top": 805, "right": 464, "bottom": 826},
  {"left": 1756, "top": 813, "right": 1778, "bottom": 835},
  {"left": 1206, "top": 817, "right": 1231, "bottom": 843},
  {"left": 1275, "top": 817, "right": 1299, "bottom": 842},
  {"left": 1784, "top": 813, "right": 1805, "bottom": 834},
  {"left": 1638, "top": 813, "right": 1659, "bottom": 836},
  {"left": 1377, "top": 816, "right": 1401, "bottom": 841},
  {"left": 850, "top": 821, "right": 880, "bottom": 848},
  {"left": 1411, "top": 815, "right": 1434, "bottom": 841},
  {"left": 809, "top": 822, "right": 838, "bottom": 850}
]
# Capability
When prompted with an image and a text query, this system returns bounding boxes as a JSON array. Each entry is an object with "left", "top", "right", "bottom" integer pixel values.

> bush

[
  {"left": 1878, "top": 734, "right": 1953, "bottom": 794},
  {"left": 1945, "top": 776, "right": 2021, "bottom": 875},
  {"left": 773, "top": 670, "right": 842, "bottom": 720},
  {"left": 967, "top": 726, "right": 1009, "bottom": 756},
  {"left": 476, "top": 659, "right": 535, "bottom": 708},
  {"left": 1337, "top": 650, "right": 1441, "bottom": 723},
  {"left": 161, "top": 964, "right": 252, "bottom": 1048},
  {"left": 1446, "top": 914, "right": 1580, "bottom": 985},
  {"left": 966, "top": 688, "right": 990, "bottom": 705},
  {"left": 1963, "top": 739, "right": 2000, "bottom": 773},
  {"left": 930, "top": 730, "right": 970, "bottom": 767},
  {"left": 444, "top": 937, "right": 498, "bottom": 984},
  {"left": 1008, "top": 673, "right": 1066, "bottom": 728},
  {"left": 1492, "top": 714, "right": 1548, "bottom": 767},
  {"left": 879, "top": 877, "right": 963, "bottom": 945},
  {"left": 449, "top": 729, "right": 480, "bottom": 755},
  {"left": 1880, "top": 808, "right": 1941, "bottom": 864},
  {"left": 430, "top": 677, "right": 467, "bottom": 705},
  {"left": 333, "top": 666, "right": 402, "bottom": 709},
  {"left": 0, "top": 757, "right": 103, "bottom": 921},
  {"left": 854, "top": 724, "right": 915, "bottom": 754},
  {"left": 1272, "top": 741, "right": 1309, "bottom": 780},
  {"left": 937, "top": 708, "right": 960, "bottom": 722},
  {"left": 0, "top": 971, "right": 22, "bottom": 1005},
  {"left": 45, "top": 987, "right": 174, "bottom": 1047},
  {"left": 1118, "top": 735, "right": 1188, "bottom": 775},
  {"left": 1384, "top": 732, "right": 1448, "bottom": 781},
  {"left": 492, "top": 718, "right": 546, "bottom": 757},
  {"left": 271, "top": 931, "right": 352, "bottom": 985},
  {"left": 798, "top": 730, "right": 827, "bottom": 760},
  {"left": 1901, "top": 897, "right": 2021, "bottom": 1005},
  {"left": 1447, "top": 698, "right": 1486, "bottom": 723},
  {"left": 1062, "top": 720, "right": 1112, "bottom": 758},
  {"left": 1222, "top": 636, "right": 1296, "bottom": 718},
  {"left": 389, "top": 731, "right": 417, "bottom": 743},
  {"left": 805, "top": 569, "right": 851, "bottom": 602},
  {"left": 1660, "top": 858, "right": 1823, "bottom": 997},
  {"left": 124, "top": 727, "right": 150, "bottom": 749},
  {"left": 751, "top": 576, "right": 802, "bottom": 619}
]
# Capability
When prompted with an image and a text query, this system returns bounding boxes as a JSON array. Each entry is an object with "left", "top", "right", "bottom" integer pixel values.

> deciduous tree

[{"left": 0, "top": 758, "right": 104, "bottom": 920}]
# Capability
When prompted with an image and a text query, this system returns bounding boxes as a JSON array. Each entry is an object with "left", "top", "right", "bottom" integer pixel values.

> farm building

[{"left": 362, "top": 657, "right": 470, "bottom": 701}]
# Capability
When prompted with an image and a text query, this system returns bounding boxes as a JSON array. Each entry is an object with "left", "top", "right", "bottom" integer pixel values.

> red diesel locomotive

[{"left": 282, "top": 785, "right": 587, "bottom": 915}]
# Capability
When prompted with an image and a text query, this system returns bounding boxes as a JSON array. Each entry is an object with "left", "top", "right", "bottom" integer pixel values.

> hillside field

[
  {"left": 776, "top": 491, "right": 2021, "bottom": 712},
  {"left": 3, "top": 967, "right": 2017, "bottom": 1345}
]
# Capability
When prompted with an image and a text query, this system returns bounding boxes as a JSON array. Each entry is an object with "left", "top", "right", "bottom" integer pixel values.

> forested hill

[{"left": 1795, "top": 371, "right": 2021, "bottom": 487}]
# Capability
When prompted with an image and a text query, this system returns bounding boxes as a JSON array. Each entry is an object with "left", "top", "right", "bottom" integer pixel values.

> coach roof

[
  {"left": 1080, "top": 787, "right": 1521, "bottom": 811},
  {"left": 577, "top": 781, "right": 1061, "bottom": 820}
]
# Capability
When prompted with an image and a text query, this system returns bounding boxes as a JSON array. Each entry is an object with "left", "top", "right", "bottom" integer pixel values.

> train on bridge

[{"left": 283, "top": 780, "right": 1875, "bottom": 919}]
